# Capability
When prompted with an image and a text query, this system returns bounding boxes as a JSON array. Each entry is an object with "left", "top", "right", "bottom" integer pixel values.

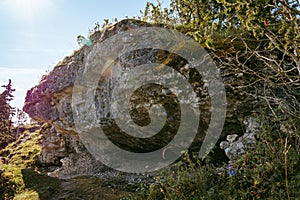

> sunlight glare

[{"left": 3, "top": 0, "right": 53, "bottom": 21}]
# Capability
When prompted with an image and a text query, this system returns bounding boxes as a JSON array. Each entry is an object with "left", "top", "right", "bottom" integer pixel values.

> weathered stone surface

[
  {"left": 47, "top": 152, "right": 103, "bottom": 179},
  {"left": 220, "top": 117, "right": 260, "bottom": 161},
  {"left": 23, "top": 19, "right": 155, "bottom": 131},
  {"left": 38, "top": 125, "right": 85, "bottom": 166},
  {"left": 38, "top": 126, "right": 67, "bottom": 166},
  {"left": 23, "top": 19, "right": 264, "bottom": 178}
]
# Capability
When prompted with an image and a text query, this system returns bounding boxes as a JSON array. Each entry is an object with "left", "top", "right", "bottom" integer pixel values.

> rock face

[
  {"left": 38, "top": 125, "right": 67, "bottom": 165},
  {"left": 24, "top": 20, "right": 161, "bottom": 177},
  {"left": 23, "top": 19, "right": 263, "bottom": 178}
]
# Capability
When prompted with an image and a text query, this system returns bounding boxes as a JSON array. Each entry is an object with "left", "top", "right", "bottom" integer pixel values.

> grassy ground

[
  {"left": 0, "top": 128, "right": 58, "bottom": 200},
  {"left": 0, "top": 128, "right": 132, "bottom": 200}
]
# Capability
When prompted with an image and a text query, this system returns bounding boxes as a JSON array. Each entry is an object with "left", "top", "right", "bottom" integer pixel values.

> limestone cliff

[{"left": 23, "top": 19, "right": 262, "bottom": 178}]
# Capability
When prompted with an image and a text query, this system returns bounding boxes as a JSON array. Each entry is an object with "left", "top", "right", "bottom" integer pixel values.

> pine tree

[{"left": 0, "top": 79, "right": 16, "bottom": 148}]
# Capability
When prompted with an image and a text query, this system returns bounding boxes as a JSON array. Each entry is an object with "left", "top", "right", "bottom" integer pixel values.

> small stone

[
  {"left": 226, "top": 134, "right": 238, "bottom": 143},
  {"left": 244, "top": 117, "right": 260, "bottom": 133},
  {"left": 242, "top": 132, "right": 256, "bottom": 145},
  {"left": 220, "top": 141, "right": 229, "bottom": 149}
]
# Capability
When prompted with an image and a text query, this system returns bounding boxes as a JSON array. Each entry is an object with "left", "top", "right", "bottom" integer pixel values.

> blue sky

[{"left": 0, "top": 0, "right": 168, "bottom": 110}]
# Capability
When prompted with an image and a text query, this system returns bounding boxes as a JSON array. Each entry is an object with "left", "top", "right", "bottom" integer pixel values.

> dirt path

[
  {"left": 51, "top": 176, "right": 132, "bottom": 200},
  {"left": 21, "top": 169, "right": 134, "bottom": 200}
]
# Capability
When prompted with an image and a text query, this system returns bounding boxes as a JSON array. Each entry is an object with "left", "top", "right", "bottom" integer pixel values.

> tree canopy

[{"left": 142, "top": 0, "right": 300, "bottom": 120}]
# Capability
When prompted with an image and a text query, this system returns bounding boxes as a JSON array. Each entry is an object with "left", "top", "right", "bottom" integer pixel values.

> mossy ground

[
  {"left": 0, "top": 127, "right": 133, "bottom": 200},
  {"left": 0, "top": 128, "right": 58, "bottom": 200}
]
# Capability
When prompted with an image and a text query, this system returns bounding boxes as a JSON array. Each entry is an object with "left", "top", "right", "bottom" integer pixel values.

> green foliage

[
  {"left": 141, "top": 0, "right": 300, "bottom": 135},
  {"left": 127, "top": 115, "right": 300, "bottom": 199},
  {"left": 3, "top": 131, "right": 42, "bottom": 168},
  {"left": 133, "top": 1, "right": 300, "bottom": 199},
  {"left": 227, "top": 115, "right": 300, "bottom": 199},
  {"left": 141, "top": 0, "right": 300, "bottom": 56},
  {"left": 127, "top": 153, "right": 229, "bottom": 200},
  {"left": 0, "top": 129, "right": 44, "bottom": 199},
  {"left": 0, "top": 174, "right": 17, "bottom": 200},
  {"left": 0, "top": 79, "right": 16, "bottom": 149}
]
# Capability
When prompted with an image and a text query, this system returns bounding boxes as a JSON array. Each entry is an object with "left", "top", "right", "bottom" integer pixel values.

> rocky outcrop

[
  {"left": 23, "top": 19, "right": 264, "bottom": 178},
  {"left": 24, "top": 19, "right": 161, "bottom": 177}
]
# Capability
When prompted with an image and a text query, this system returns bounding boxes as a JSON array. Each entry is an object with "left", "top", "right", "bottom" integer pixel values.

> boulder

[{"left": 23, "top": 19, "right": 263, "bottom": 178}]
